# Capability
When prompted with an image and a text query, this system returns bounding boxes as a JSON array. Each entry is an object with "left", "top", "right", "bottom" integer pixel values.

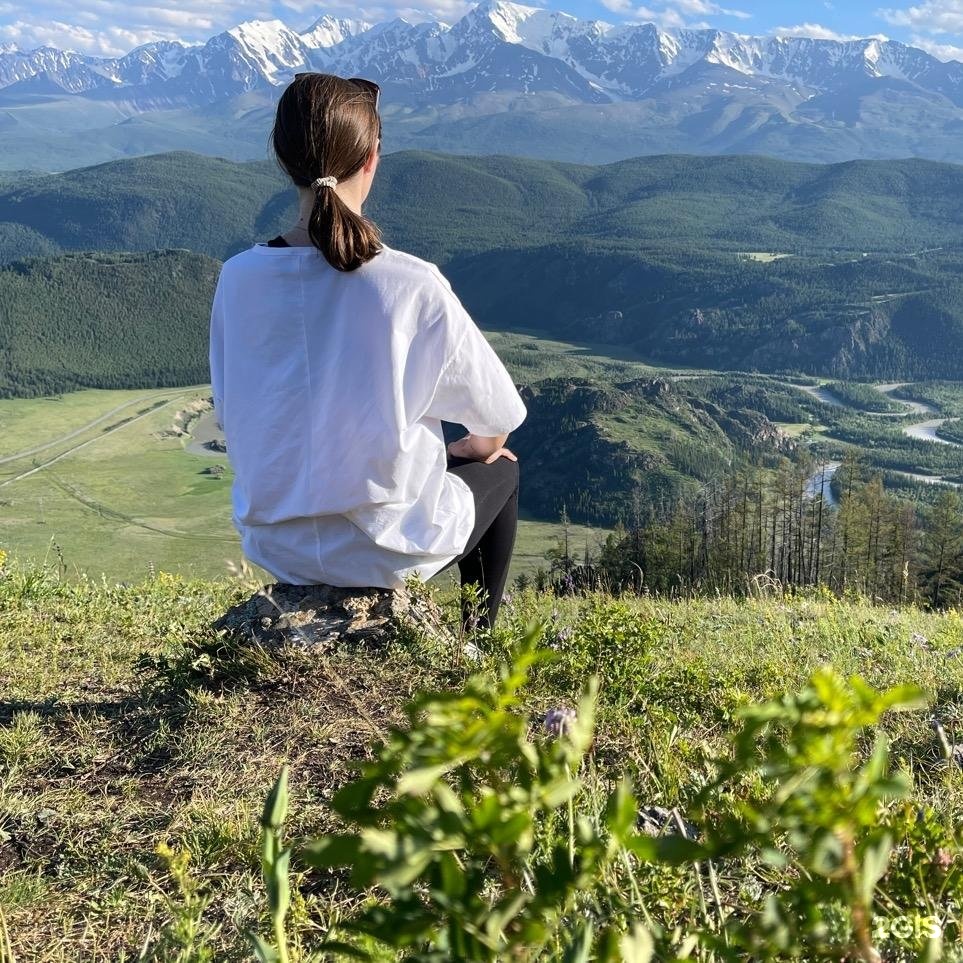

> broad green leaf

[
  {"left": 300, "top": 834, "right": 364, "bottom": 869},
  {"left": 315, "top": 941, "right": 372, "bottom": 960},
  {"left": 332, "top": 775, "right": 381, "bottom": 820},
  {"left": 261, "top": 766, "right": 288, "bottom": 830},
  {"left": 245, "top": 931, "right": 280, "bottom": 963},
  {"left": 560, "top": 920, "right": 594, "bottom": 963},
  {"left": 606, "top": 778, "right": 638, "bottom": 840},
  {"left": 859, "top": 832, "right": 893, "bottom": 906},
  {"left": 397, "top": 762, "right": 452, "bottom": 796}
]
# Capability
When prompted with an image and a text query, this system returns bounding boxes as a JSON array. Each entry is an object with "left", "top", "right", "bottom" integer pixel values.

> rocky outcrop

[{"left": 211, "top": 582, "right": 455, "bottom": 650}]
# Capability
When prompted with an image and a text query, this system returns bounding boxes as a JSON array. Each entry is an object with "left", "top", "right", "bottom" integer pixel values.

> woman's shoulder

[
  {"left": 217, "top": 244, "right": 271, "bottom": 277},
  {"left": 369, "top": 244, "right": 450, "bottom": 289}
]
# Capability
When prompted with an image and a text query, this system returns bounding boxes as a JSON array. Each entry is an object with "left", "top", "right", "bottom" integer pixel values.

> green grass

[
  {"left": 774, "top": 421, "right": 821, "bottom": 438},
  {"left": 0, "top": 386, "right": 243, "bottom": 581},
  {"left": 2, "top": 555, "right": 962, "bottom": 959},
  {"left": 738, "top": 251, "right": 792, "bottom": 262}
]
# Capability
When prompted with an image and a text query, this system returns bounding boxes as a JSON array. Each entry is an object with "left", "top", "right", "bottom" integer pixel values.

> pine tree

[{"left": 920, "top": 490, "right": 963, "bottom": 608}]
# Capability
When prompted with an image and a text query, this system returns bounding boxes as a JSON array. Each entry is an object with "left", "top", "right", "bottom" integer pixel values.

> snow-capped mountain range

[
  {"left": 5, "top": 1, "right": 963, "bottom": 171},
  {"left": 2, "top": 1, "right": 961, "bottom": 108}
]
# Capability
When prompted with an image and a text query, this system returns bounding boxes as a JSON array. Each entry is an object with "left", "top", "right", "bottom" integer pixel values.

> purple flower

[{"left": 544, "top": 706, "right": 577, "bottom": 739}]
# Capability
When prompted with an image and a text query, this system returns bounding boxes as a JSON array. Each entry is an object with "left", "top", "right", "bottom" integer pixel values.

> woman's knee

[{"left": 494, "top": 454, "right": 519, "bottom": 493}]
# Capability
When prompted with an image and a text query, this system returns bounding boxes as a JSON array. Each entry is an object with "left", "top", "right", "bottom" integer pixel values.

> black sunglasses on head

[{"left": 349, "top": 76, "right": 381, "bottom": 113}]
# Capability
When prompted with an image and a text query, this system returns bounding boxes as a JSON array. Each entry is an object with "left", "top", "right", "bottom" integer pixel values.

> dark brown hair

[{"left": 271, "top": 73, "right": 383, "bottom": 272}]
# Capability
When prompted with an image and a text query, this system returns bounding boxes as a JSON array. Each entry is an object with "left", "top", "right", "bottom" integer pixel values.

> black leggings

[{"left": 441, "top": 454, "right": 519, "bottom": 630}]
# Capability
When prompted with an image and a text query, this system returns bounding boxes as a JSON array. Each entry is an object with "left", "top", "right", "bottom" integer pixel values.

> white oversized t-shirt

[{"left": 208, "top": 241, "right": 527, "bottom": 588}]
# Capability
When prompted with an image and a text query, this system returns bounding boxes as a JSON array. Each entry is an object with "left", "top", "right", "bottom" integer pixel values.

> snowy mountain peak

[
  {"left": 220, "top": 19, "right": 308, "bottom": 80},
  {"left": 226, "top": 19, "right": 300, "bottom": 47},
  {"left": 300, "top": 15, "right": 373, "bottom": 49},
  {"left": 468, "top": 0, "right": 581, "bottom": 43}
]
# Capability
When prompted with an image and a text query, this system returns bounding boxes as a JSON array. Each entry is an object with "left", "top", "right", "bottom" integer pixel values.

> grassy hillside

[
  {"left": 0, "top": 320, "right": 813, "bottom": 582},
  {"left": 3, "top": 150, "right": 963, "bottom": 377},
  {"left": 2, "top": 557, "right": 962, "bottom": 959},
  {"left": 0, "top": 250, "right": 219, "bottom": 397}
]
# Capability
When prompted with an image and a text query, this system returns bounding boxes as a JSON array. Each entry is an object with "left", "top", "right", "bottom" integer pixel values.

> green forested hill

[
  {"left": 6, "top": 151, "right": 963, "bottom": 261},
  {"left": 0, "top": 250, "right": 219, "bottom": 397},
  {"left": 5, "top": 150, "right": 963, "bottom": 378},
  {"left": 0, "top": 153, "right": 287, "bottom": 262},
  {"left": 511, "top": 376, "right": 789, "bottom": 523}
]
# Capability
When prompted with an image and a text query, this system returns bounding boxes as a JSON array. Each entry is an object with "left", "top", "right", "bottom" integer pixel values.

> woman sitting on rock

[{"left": 208, "top": 72, "right": 526, "bottom": 631}]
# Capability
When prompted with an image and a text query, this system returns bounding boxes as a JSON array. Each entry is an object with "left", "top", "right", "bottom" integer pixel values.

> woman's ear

[{"left": 364, "top": 144, "right": 379, "bottom": 175}]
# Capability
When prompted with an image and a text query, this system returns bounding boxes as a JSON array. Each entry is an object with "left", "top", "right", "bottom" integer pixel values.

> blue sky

[{"left": 1, "top": 0, "right": 961, "bottom": 62}]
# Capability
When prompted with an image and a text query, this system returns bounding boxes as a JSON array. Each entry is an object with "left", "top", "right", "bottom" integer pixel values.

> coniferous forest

[{"left": 549, "top": 454, "right": 963, "bottom": 608}]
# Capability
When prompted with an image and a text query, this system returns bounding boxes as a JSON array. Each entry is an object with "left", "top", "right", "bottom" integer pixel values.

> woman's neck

[{"left": 282, "top": 186, "right": 365, "bottom": 246}]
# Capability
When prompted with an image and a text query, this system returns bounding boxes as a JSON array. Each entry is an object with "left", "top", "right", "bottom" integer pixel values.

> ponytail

[
  {"left": 272, "top": 73, "right": 384, "bottom": 273},
  {"left": 308, "top": 184, "right": 383, "bottom": 273}
]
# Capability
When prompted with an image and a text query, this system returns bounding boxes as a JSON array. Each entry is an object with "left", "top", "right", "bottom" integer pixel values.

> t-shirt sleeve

[
  {"left": 209, "top": 271, "right": 225, "bottom": 431},
  {"left": 420, "top": 269, "right": 527, "bottom": 436}
]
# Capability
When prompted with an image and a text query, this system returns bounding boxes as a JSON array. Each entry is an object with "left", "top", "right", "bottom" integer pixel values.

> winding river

[{"left": 791, "top": 380, "right": 963, "bottom": 498}]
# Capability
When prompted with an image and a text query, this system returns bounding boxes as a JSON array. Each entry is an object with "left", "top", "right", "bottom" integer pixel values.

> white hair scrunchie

[{"left": 311, "top": 175, "right": 338, "bottom": 191}]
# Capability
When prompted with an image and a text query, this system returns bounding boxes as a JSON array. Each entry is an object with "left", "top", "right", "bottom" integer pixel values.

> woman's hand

[{"left": 447, "top": 433, "right": 517, "bottom": 464}]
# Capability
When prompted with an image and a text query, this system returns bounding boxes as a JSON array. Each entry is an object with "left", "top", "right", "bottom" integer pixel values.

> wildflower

[
  {"left": 912, "top": 632, "right": 930, "bottom": 650},
  {"left": 544, "top": 706, "right": 577, "bottom": 739},
  {"left": 557, "top": 626, "right": 573, "bottom": 643},
  {"left": 936, "top": 848, "right": 955, "bottom": 872}
]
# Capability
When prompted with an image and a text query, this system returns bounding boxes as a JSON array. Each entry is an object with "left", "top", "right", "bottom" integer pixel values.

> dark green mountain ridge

[
  {"left": 4, "top": 150, "right": 963, "bottom": 262},
  {"left": 4, "top": 149, "right": 963, "bottom": 390}
]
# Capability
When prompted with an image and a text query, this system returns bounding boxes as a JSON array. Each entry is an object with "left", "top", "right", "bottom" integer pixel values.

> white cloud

[
  {"left": 909, "top": 34, "right": 963, "bottom": 59},
  {"left": 334, "top": 1, "right": 479, "bottom": 23},
  {"left": 877, "top": 0, "right": 963, "bottom": 34},
  {"left": 772, "top": 22, "right": 888, "bottom": 42},
  {"left": 625, "top": 4, "right": 687, "bottom": 26},
  {"left": 599, "top": 0, "right": 632, "bottom": 11},
  {"left": 601, "top": 0, "right": 749, "bottom": 27},
  {"left": 0, "top": 0, "right": 475, "bottom": 55},
  {"left": 0, "top": 19, "right": 174, "bottom": 55},
  {"left": 0, "top": 0, "right": 269, "bottom": 54},
  {"left": 673, "top": 0, "right": 750, "bottom": 19}
]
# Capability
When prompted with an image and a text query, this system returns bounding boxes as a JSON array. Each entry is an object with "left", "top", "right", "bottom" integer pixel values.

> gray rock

[
  {"left": 638, "top": 804, "right": 700, "bottom": 840},
  {"left": 211, "top": 582, "right": 455, "bottom": 651}
]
